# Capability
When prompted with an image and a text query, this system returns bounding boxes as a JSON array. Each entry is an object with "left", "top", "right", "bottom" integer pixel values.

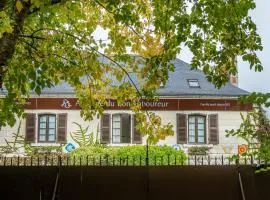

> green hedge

[{"left": 70, "top": 145, "right": 187, "bottom": 165}]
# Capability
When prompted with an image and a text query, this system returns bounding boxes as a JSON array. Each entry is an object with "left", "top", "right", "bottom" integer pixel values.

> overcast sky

[
  {"left": 94, "top": 0, "right": 269, "bottom": 94},
  {"left": 180, "top": 0, "right": 270, "bottom": 93},
  {"left": 238, "top": 0, "right": 270, "bottom": 93}
]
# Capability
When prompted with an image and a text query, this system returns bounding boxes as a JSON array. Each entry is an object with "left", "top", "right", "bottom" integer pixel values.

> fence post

[
  {"left": 145, "top": 139, "right": 149, "bottom": 166},
  {"left": 235, "top": 157, "right": 239, "bottom": 166},
  {"left": 221, "top": 155, "right": 224, "bottom": 165},
  {"left": 201, "top": 156, "right": 203, "bottom": 165},
  {"left": 99, "top": 155, "right": 102, "bottom": 166},
  {"left": 45, "top": 155, "right": 47, "bottom": 166}
]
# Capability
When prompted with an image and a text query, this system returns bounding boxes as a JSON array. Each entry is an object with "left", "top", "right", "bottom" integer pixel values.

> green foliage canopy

[
  {"left": 226, "top": 94, "right": 270, "bottom": 162},
  {"left": 0, "top": 0, "right": 263, "bottom": 143}
]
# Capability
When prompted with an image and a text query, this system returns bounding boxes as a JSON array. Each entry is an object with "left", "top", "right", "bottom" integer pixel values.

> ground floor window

[
  {"left": 188, "top": 115, "right": 206, "bottom": 144},
  {"left": 38, "top": 114, "right": 56, "bottom": 142},
  {"left": 112, "top": 114, "right": 131, "bottom": 143},
  {"left": 25, "top": 113, "right": 67, "bottom": 143},
  {"left": 177, "top": 113, "right": 218, "bottom": 144},
  {"left": 101, "top": 113, "right": 141, "bottom": 144}
]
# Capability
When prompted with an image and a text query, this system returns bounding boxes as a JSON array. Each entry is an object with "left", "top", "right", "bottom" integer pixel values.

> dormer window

[
  {"left": 160, "top": 82, "right": 165, "bottom": 88},
  {"left": 188, "top": 79, "right": 200, "bottom": 88}
]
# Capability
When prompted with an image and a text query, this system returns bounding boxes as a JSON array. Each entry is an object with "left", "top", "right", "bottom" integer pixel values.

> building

[{"left": 0, "top": 59, "right": 252, "bottom": 155}]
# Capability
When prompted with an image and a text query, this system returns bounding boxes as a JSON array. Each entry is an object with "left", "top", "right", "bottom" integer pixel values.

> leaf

[{"left": 16, "top": 1, "right": 23, "bottom": 12}]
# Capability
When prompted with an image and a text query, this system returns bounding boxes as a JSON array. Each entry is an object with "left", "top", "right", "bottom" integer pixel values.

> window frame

[
  {"left": 38, "top": 114, "right": 57, "bottom": 143},
  {"left": 111, "top": 113, "right": 132, "bottom": 144},
  {"left": 187, "top": 79, "right": 200, "bottom": 88},
  {"left": 188, "top": 114, "right": 206, "bottom": 144}
]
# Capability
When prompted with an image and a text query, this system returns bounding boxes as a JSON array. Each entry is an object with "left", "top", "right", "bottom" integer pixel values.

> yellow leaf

[{"left": 16, "top": 1, "right": 23, "bottom": 12}]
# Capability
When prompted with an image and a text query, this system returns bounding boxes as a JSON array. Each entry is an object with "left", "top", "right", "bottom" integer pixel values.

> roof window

[
  {"left": 160, "top": 82, "right": 165, "bottom": 88},
  {"left": 188, "top": 79, "right": 200, "bottom": 88}
]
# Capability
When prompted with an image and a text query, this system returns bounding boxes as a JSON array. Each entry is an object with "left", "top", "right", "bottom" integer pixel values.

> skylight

[{"left": 188, "top": 79, "right": 200, "bottom": 88}]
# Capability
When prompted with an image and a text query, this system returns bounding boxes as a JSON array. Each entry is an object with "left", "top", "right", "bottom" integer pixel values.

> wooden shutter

[
  {"left": 176, "top": 114, "right": 187, "bottom": 144},
  {"left": 57, "top": 113, "right": 67, "bottom": 143},
  {"left": 132, "top": 115, "right": 142, "bottom": 144},
  {"left": 25, "top": 113, "right": 36, "bottom": 142},
  {"left": 121, "top": 114, "right": 131, "bottom": 143},
  {"left": 208, "top": 114, "right": 219, "bottom": 144},
  {"left": 100, "top": 114, "right": 110, "bottom": 144}
]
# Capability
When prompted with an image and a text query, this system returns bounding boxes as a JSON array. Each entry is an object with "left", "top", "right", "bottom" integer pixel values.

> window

[
  {"left": 188, "top": 115, "right": 206, "bottom": 144},
  {"left": 112, "top": 114, "right": 121, "bottom": 143},
  {"left": 187, "top": 79, "right": 200, "bottom": 88},
  {"left": 112, "top": 114, "right": 131, "bottom": 143},
  {"left": 38, "top": 114, "right": 56, "bottom": 142},
  {"left": 100, "top": 113, "right": 142, "bottom": 144},
  {"left": 177, "top": 114, "right": 218, "bottom": 145}
]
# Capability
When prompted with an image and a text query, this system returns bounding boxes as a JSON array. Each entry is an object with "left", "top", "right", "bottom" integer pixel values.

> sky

[
  {"left": 94, "top": 0, "right": 269, "bottom": 94},
  {"left": 238, "top": 0, "right": 270, "bottom": 93},
  {"left": 180, "top": 0, "right": 270, "bottom": 94}
]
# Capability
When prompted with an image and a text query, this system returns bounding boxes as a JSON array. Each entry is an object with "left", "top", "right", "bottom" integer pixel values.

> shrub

[
  {"left": 188, "top": 146, "right": 210, "bottom": 155},
  {"left": 25, "top": 145, "right": 64, "bottom": 156},
  {"left": 70, "top": 145, "right": 187, "bottom": 165}
]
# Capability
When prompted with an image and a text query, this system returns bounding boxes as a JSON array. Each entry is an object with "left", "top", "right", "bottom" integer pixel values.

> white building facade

[{"left": 0, "top": 59, "right": 252, "bottom": 155}]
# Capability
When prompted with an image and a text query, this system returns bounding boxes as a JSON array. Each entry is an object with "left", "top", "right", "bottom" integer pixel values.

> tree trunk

[{"left": 0, "top": 1, "right": 30, "bottom": 88}]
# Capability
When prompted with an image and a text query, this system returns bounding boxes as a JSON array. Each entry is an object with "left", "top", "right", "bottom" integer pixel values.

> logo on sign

[
  {"left": 61, "top": 99, "right": 72, "bottom": 108},
  {"left": 238, "top": 144, "right": 248, "bottom": 155},
  {"left": 65, "top": 143, "right": 75, "bottom": 152}
]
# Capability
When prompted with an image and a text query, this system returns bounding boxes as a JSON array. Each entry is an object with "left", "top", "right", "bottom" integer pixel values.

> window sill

[
  {"left": 109, "top": 143, "right": 135, "bottom": 147},
  {"left": 183, "top": 144, "right": 213, "bottom": 148},
  {"left": 30, "top": 143, "right": 62, "bottom": 147}
]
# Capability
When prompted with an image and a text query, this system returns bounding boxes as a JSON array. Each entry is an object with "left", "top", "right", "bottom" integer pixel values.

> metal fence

[{"left": 0, "top": 155, "right": 267, "bottom": 166}]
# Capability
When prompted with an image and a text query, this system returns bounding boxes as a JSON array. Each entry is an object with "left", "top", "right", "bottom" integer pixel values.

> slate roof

[
  {"left": 156, "top": 59, "right": 249, "bottom": 96},
  {"left": 0, "top": 58, "right": 249, "bottom": 97}
]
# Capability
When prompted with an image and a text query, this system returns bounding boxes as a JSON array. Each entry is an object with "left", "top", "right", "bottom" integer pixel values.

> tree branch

[
  {"left": 93, "top": 0, "right": 148, "bottom": 44},
  {"left": 18, "top": 34, "right": 46, "bottom": 40}
]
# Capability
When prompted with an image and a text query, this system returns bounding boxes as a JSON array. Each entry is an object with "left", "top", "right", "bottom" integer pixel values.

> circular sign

[
  {"left": 238, "top": 144, "right": 248, "bottom": 155},
  {"left": 65, "top": 143, "right": 76, "bottom": 153},
  {"left": 172, "top": 144, "right": 181, "bottom": 151}
]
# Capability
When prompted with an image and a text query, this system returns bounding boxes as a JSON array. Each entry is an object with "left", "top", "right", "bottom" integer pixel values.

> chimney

[{"left": 229, "top": 57, "right": 238, "bottom": 87}]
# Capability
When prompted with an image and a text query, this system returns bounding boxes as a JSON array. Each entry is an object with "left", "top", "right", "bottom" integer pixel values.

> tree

[
  {"left": 226, "top": 93, "right": 270, "bottom": 161},
  {"left": 0, "top": 0, "right": 263, "bottom": 143}
]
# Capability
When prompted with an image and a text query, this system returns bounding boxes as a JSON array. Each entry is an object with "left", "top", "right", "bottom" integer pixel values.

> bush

[
  {"left": 70, "top": 145, "right": 187, "bottom": 165},
  {"left": 188, "top": 146, "right": 210, "bottom": 155}
]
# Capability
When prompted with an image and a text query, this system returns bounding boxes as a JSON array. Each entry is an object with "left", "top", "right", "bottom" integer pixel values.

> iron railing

[{"left": 0, "top": 155, "right": 267, "bottom": 166}]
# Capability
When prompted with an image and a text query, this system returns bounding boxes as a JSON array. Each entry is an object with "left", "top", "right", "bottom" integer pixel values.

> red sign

[{"left": 24, "top": 98, "right": 252, "bottom": 111}]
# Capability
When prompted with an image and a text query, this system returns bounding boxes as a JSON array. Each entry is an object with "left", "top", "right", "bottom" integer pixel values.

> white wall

[{"left": 0, "top": 109, "right": 247, "bottom": 155}]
